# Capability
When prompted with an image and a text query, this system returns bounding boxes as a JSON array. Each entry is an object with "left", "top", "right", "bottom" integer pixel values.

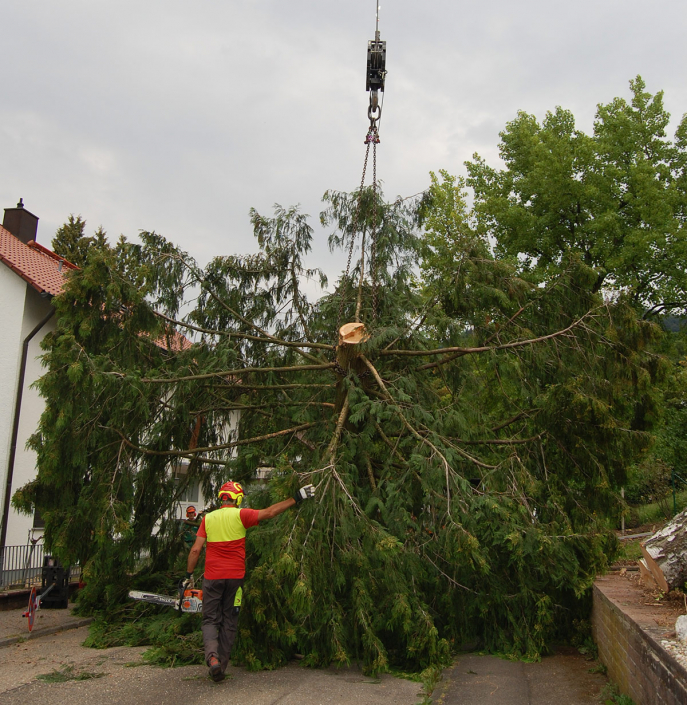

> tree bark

[
  {"left": 334, "top": 323, "right": 368, "bottom": 412},
  {"left": 641, "top": 507, "right": 687, "bottom": 592}
]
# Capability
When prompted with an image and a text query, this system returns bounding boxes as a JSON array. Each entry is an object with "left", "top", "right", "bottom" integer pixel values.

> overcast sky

[{"left": 2, "top": 0, "right": 687, "bottom": 286}]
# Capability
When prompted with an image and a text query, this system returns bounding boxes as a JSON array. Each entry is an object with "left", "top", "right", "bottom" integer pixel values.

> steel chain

[
  {"left": 336, "top": 130, "right": 373, "bottom": 335},
  {"left": 371, "top": 133, "right": 379, "bottom": 321}
]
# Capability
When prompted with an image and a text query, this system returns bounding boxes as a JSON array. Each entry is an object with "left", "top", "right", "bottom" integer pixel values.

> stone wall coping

[{"left": 593, "top": 574, "right": 687, "bottom": 704}]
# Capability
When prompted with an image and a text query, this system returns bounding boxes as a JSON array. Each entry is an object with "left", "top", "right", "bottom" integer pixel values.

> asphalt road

[
  {"left": 0, "top": 627, "right": 421, "bottom": 705},
  {"left": 0, "top": 617, "right": 608, "bottom": 705},
  {"left": 433, "top": 650, "right": 607, "bottom": 704}
]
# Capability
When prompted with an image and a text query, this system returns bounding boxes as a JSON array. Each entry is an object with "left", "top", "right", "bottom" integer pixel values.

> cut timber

[
  {"left": 638, "top": 558, "right": 658, "bottom": 590},
  {"left": 641, "top": 507, "right": 687, "bottom": 593},
  {"left": 339, "top": 322, "right": 369, "bottom": 346}
]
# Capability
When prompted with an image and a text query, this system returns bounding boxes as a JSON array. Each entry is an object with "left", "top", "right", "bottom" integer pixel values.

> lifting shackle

[{"left": 366, "top": 1, "right": 386, "bottom": 125}]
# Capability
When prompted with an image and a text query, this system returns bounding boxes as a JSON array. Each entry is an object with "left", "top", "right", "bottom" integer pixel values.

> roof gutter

[{"left": 0, "top": 307, "right": 55, "bottom": 555}]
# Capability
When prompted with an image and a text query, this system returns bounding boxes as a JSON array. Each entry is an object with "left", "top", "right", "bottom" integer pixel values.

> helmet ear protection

[{"left": 218, "top": 481, "right": 244, "bottom": 506}]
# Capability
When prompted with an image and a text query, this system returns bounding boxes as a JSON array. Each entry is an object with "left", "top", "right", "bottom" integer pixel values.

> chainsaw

[{"left": 128, "top": 579, "right": 242, "bottom": 615}]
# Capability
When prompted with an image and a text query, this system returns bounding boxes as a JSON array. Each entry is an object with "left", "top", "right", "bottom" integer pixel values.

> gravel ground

[{"left": 661, "top": 638, "right": 687, "bottom": 670}]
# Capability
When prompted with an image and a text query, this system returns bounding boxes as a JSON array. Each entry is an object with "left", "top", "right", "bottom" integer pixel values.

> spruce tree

[
  {"left": 13, "top": 179, "right": 662, "bottom": 671},
  {"left": 52, "top": 215, "right": 109, "bottom": 267}
]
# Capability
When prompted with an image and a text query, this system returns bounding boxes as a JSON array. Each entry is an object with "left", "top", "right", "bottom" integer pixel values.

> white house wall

[
  {"left": 0, "top": 275, "right": 55, "bottom": 548},
  {"left": 0, "top": 264, "right": 28, "bottom": 543},
  {"left": 7, "top": 287, "right": 55, "bottom": 546}
]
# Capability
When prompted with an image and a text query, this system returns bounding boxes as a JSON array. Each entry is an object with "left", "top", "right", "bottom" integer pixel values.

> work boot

[{"left": 208, "top": 656, "right": 224, "bottom": 682}]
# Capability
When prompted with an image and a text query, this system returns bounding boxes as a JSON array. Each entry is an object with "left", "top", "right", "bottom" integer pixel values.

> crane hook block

[{"left": 366, "top": 39, "right": 386, "bottom": 95}]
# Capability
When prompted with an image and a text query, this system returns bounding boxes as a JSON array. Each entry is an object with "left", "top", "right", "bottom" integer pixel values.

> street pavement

[
  {"left": 0, "top": 600, "right": 90, "bottom": 647},
  {"left": 0, "top": 626, "right": 421, "bottom": 705},
  {"left": 433, "top": 650, "right": 607, "bottom": 704},
  {"left": 0, "top": 607, "right": 608, "bottom": 705}
]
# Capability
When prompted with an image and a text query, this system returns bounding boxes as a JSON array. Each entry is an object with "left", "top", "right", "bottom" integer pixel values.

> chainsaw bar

[{"left": 128, "top": 590, "right": 179, "bottom": 609}]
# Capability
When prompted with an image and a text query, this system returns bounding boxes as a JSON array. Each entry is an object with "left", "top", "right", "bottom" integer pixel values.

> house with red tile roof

[
  {"left": 0, "top": 202, "right": 205, "bottom": 584},
  {"left": 0, "top": 200, "right": 76, "bottom": 565}
]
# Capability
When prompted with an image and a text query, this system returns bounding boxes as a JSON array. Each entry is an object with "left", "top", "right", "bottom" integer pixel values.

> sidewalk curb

[{"left": 0, "top": 617, "right": 92, "bottom": 649}]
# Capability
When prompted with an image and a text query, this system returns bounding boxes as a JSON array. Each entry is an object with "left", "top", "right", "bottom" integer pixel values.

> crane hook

[{"left": 366, "top": 0, "right": 386, "bottom": 127}]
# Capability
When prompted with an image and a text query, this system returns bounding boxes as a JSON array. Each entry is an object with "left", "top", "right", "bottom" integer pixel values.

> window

[
  {"left": 173, "top": 464, "right": 200, "bottom": 502},
  {"left": 178, "top": 479, "right": 199, "bottom": 503}
]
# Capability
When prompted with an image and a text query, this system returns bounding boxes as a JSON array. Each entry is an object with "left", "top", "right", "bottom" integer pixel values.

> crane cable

[{"left": 336, "top": 0, "right": 385, "bottom": 334}]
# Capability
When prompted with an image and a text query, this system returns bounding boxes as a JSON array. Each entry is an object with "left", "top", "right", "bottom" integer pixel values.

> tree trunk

[
  {"left": 641, "top": 507, "right": 687, "bottom": 593},
  {"left": 334, "top": 323, "right": 368, "bottom": 413}
]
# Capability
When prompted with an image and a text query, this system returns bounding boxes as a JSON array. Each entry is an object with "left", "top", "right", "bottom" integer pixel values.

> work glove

[
  {"left": 294, "top": 484, "right": 316, "bottom": 504},
  {"left": 179, "top": 572, "right": 193, "bottom": 591}
]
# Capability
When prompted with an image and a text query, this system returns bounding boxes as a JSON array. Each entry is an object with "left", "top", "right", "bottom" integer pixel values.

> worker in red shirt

[{"left": 185, "top": 480, "right": 315, "bottom": 682}]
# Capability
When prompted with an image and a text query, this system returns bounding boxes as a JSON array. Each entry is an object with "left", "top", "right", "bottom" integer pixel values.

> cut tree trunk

[
  {"left": 334, "top": 323, "right": 369, "bottom": 413},
  {"left": 641, "top": 507, "right": 687, "bottom": 593},
  {"left": 638, "top": 558, "right": 658, "bottom": 590}
]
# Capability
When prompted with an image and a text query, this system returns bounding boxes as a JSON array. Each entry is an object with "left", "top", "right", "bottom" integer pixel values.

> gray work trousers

[{"left": 201, "top": 577, "right": 243, "bottom": 671}]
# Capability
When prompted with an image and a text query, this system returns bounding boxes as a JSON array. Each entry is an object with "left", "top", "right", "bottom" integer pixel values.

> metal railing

[
  {"left": 0, "top": 543, "right": 45, "bottom": 589},
  {"left": 0, "top": 544, "right": 81, "bottom": 590}
]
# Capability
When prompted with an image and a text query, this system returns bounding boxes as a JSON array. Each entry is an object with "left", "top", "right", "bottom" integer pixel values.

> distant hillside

[{"left": 662, "top": 316, "right": 687, "bottom": 333}]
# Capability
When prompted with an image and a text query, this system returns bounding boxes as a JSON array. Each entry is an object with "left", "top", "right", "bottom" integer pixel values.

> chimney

[{"left": 3, "top": 198, "right": 39, "bottom": 244}]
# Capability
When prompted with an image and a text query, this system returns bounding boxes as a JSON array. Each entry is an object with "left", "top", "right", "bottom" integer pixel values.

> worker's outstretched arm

[
  {"left": 257, "top": 484, "right": 315, "bottom": 522},
  {"left": 186, "top": 534, "right": 206, "bottom": 575}
]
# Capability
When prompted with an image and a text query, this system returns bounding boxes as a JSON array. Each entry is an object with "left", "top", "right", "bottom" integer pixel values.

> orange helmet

[
  {"left": 218, "top": 481, "right": 244, "bottom": 506},
  {"left": 185, "top": 505, "right": 196, "bottom": 518}
]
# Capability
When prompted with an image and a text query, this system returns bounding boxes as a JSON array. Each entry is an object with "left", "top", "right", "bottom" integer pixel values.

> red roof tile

[
  {"left": 0, "top": 224, "right": 77, "bottom": 296},
  {"left": 152, "top": 328, "right": 194, "bottom": 352},
  {"left": 0, "top": 224, "right": 192, "bottom": 352}
]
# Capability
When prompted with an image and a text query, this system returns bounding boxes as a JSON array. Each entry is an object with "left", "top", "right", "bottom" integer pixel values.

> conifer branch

[
  {"left": 382, "top": 311, "right": 595, "bottom": 359},
  {"left": 207, "top": 383, "right": 335, "bottom": 391},
  {"left": 361, "top": 356, "right": 456, "bottom": 507},
  {"left": 136, "top": 362, "right": 336, "bottom": 384},
  {"left": 416, "top": 272, "right": 587, "bottom": 370},
  {"left": 491, "top": 411, "right": 533, "bottom": 432},
  {"left": 203, "top": 285, "right": 324, "bottom": 364},
  {"left": 423, "top": 431, "right": 498, "bottom": 471},
  {"left": 424, "top": 552, "right": 480, "bottom": 595},
  {"left": 104, "top": 421, "right": 319, "bottom": 457},
  {"left": 154, "top": 311, "right": 334, "bottom": 350},
  {"left": 325, "top": 393, "right": 350, "bottom": 463},
  {"left": 364, "top": 454, "right": 377, "bottom": 491},
  {"left": 191, "top": 401, "right": 335, "bottom": 415},
  {"left": 373, "top": 422, "right": 407, "bottom": 465},
  {"left": 448, "top": 435, "right": 542, "bottom": 446}
]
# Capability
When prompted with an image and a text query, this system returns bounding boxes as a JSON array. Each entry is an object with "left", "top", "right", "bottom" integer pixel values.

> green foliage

[
  {"left": 624, "top": 458, "right": 672, "bottom": 506},
  {"left": 16, "top": 81, "right": 682, "bottom": 676},
  {"left": 602, "top": 682, "right": 636, "bottom": 705},
  {"left": 466, "top": 76, "right": 687, "bottom": 316},
  {"left": 85, "top": 607, "right": 204, "bottom": 667},
  {"left": 616, "top": 540, "right": 643, "bottom": 562},
  {"left": 634, "top": 491, "right": 687, "bottom": 525},
  {"left": 36, "top": 665, "right": 106, "bottom": 682},
  {"left": 588, "top": 661, "right": 607, "bottom": 675},
  {"left": 51, "top": 214, "right": 110, "bottom": 267}
]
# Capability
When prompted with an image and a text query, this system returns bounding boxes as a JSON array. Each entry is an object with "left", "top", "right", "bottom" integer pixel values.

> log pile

[{"left": 640, "top": 507, "right": 687, "bottom": 593}]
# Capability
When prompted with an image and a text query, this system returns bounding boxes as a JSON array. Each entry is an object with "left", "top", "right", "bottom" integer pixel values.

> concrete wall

[
  {"left": 0, "top": 268, "right": 54, "bottom": 549},
  {"left": 592, "top": 575, "right": 687, "bottom": 705}
]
